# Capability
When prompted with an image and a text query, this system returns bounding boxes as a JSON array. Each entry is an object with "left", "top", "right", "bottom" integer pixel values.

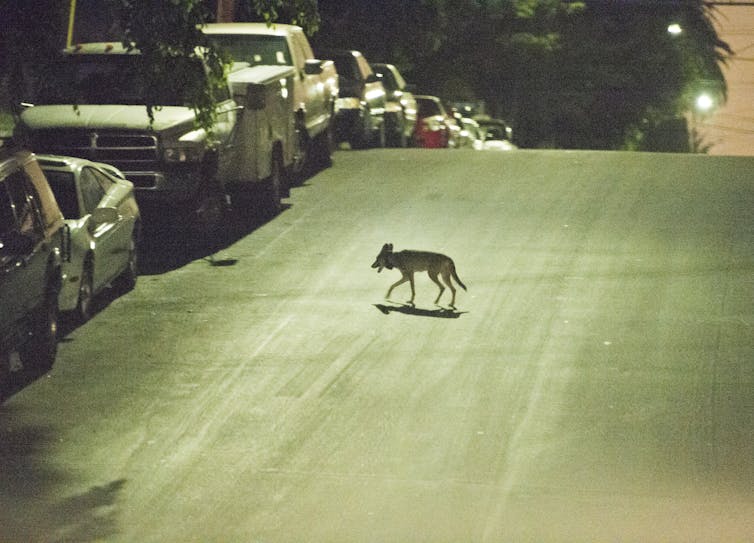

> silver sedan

[{"left": 38, "top": 155, "right": 141, "bottom": 322}]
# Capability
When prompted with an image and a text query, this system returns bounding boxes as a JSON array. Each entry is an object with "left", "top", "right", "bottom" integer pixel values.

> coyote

[{"left": 371, "top": 243, "right": 467, "bottom": 307}]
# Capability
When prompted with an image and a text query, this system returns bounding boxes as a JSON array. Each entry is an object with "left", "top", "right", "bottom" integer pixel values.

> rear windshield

[
  {"left": 30, "top": 54, "right": 206, "bottom": 106},
  {"left": 417, "top": 99, "right": 442, "bottom": 118},
  {"left": 208, "top": 34, "right": 292, "bottom": 67}
]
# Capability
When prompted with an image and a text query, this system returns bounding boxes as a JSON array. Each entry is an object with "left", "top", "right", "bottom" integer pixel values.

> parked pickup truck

[
  {"left": 202, "top": 23, "right": 339, "bottom": 178},
  {"left": 15, "top": 42, "right": 297, "bottom": 229}
]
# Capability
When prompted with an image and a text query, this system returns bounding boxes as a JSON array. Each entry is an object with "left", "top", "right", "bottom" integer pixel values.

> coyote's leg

[
  {"left": 386, "top": 272, "right": 410, "bottom": 301},
  {"left": 440, "top": 270, "right": 457, "bottom": 307},
  {"left": 428, "top": 271, "right": 445, "bottom": 305},
  {"left": 407, "top": 273, "right": 416, "bottom": 305}
]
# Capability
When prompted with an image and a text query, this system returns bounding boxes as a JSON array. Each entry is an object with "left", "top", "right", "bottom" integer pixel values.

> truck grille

[{"left": 29, "top": 130, "right": 160, "bottom": 188}]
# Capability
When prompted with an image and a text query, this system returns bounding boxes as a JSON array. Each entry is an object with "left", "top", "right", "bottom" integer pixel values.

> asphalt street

[{"left": 1, "top": 148, "right": 753, "bottom": 542}]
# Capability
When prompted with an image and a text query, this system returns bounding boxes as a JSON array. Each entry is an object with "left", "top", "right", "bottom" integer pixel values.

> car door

[
  {"left": 291, "top": 31, "right": 326, "bottom": 132},
  {"left": 0, "top": 169, "right": 48, "bottom": 327},
  {"left": 357, "top": 55, "right": 385, "bottom": 125},
  {"left": 79, "top": 166, "right": 120, "bottom": 287},
  {"left": 91, "top": 167, "right": 134, "bottom": 273},
  {"left": 0, "top": 178, "right": 26, "bottom": 339}
]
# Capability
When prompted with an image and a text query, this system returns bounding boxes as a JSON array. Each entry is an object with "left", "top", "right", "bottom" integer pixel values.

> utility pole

[
  {"left": 67, "top": 0, "right": 76, "bottom": 48},
  {"left": 216, "top": 0, "right": 237, "bottom": 22}
]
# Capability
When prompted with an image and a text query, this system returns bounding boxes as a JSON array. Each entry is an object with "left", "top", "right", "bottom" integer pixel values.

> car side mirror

[
  {"left": 90, "top": 207, "right": 119, "bottom": 228},
  {"left": 304, "top": 59, "right": 323, "bottom": 75}
]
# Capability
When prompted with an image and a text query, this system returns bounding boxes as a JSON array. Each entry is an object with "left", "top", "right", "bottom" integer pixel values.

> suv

[
  {"left": 371, "top": 63, "right": 417, "bottom": 148},
  {"left": 1, "top": 148, "right": 67, "bottom": 397},
  {"left": 321, "top": 49, "right": 386, "bottom": 149}
]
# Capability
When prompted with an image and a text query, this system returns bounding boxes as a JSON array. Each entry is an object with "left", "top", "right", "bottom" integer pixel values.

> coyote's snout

[{"left": 371, "top": 243, "right": 467, "bottom": 308}]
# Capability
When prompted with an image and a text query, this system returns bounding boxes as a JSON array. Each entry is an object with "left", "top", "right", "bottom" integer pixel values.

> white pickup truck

[
  {"left": 202, "top": 23, "right": 339, "bottom": 179},
  {"left": 16, "top": 42, "right": 297, "bottom": 228}
]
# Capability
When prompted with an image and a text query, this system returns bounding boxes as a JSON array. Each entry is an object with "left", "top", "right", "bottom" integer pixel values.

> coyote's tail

[{"left": 451, "top": 263, "right": 467, "bottom": 291}]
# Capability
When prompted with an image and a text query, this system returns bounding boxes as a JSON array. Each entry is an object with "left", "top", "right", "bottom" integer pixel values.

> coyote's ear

[{"left": 387, "top": 243, "right": 393, "bottom": 250}]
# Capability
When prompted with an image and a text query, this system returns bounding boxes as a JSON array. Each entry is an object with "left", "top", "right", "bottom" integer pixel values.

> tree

[
  {"left": 313, "top": 0, "right": 730, "bottom": 151},
  {"left": 533, "top": 0, "right": 732, "bottom": 150},
  {"left": 0, "top": 0, "right": 319, "bottom": 135},
  {"left": 2, "top": 0, "right": 730, "bottom": 151}
]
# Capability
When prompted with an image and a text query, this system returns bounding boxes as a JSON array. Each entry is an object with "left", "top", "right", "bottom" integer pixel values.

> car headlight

[{"left": 164, "top": 145, "right": 205, "bottom": 163}]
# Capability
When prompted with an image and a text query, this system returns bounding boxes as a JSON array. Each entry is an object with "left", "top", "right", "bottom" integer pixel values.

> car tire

[
  {"left": 289, "top": 118, "right": 308, "bottom": 185},
  {"left": 262, "top": 150, "right": 283, "bottom": 217},
  {"left": 312, "top": 120, "right": 334, "bottom": 169},
  {"left": 386, "top": 113, "right": 407, "bottom": 148},
  {"left": 19, "top": 285, "right": 58, "bottom": 371},
  {"left": 76, "top": 262, "right": 94, "bottom": 323},
  {"left": 116, "top": 232, "right": 138, "bottom": 293},
  {"left": 371, "top": 118, "right": 386, "bottom": 148}
]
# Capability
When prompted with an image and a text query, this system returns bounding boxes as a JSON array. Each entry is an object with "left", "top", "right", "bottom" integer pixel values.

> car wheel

[
  {"left": 19, "top": 286, "right": 58, "bottom": 370},
  {"left": 262, "top": 150, "right": 283, "bottom": 217},
  {"left": 290, "top": 119, "right": 308, "bottom": 184},
  {"left": 372, "top": 118, "right": 386, "bottom": 148},
  {"left": 76, "top": 263, "right": 94, "bottom": 323},
  {"left": 117, "top": 232, "right": 138, "bottom": 293},
  {"left": 386, "top": 113, "right": 406, "bottom": 148},
  {"left": 312, "top": 120, "right": 334, "bottom": 169},
  {"left": 193, "top": 159, "right": 228, "bottom": 236}
]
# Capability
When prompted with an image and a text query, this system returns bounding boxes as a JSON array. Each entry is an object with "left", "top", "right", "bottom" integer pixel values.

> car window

[
  {"left": 375, "top": 68, "right": 397, "bottom": 91},
  {"left": 332, "top": 54, "right": 359, "bottom": 81},
  {"left": 417, "top": 99, "right": 440, "bottom": 118},
  {"left": 91, "top": 168, "right": 115, "bottom": 192},
  {"left": 79, "top": 167, "right": 106, "bottom": 214},
  {"left": 208, "top": 34, "right": 292, "bottom": 67},
  {"left": 44, "top": 170, "right": 80, "bottom": 218},
  {"left": 4, "top": 170, "right": 40, "bottom": 237}
]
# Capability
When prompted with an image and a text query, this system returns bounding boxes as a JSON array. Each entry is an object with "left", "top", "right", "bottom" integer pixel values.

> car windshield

[
  {"left": 417, "top": 99, "right": 442, "bottom": 118},
  {"left": 30, "top": 54, "right": 204, "bottom": 106},
  {"left": 43, "top": 170, "right": 79, "bottom": 218},
  {"left": 374, "top": 68, "right": 398, "bottom": 91},
  {"left": 483, "top": 126, "right": 507, "bottom": 140},
  {"left": 208, "top": 34, "right": 292, "bottom": 66},
  {"left": 330, "top": 54, "right": 359, "bottom": 81}
]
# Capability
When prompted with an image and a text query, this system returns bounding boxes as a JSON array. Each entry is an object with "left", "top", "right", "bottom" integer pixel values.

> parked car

[
  {"left": 413, "top": 95, "right": 452, "bottom": 148},
  {"left": 321, "top": 49, "right": 386, "bottom": 149},
  {"left": 1, "top": 148, "right": 67, "bottom": 394},
  {"left": 459, "top": 117, "right": 482, "bottom": 149},
  {"left": 474, "top": 116, "right": 514, "bottom": 144},
  {"left": 446, "top": 107, "right": 465, "bottom": 148},
  {"left": 18, "top": 42, "right": 296, "bottom": 232},
  {"left": 202, "top": 23, "right": 339, "bottom": 178},
  {"left": 475, "top": 118, "right": 517, "bottom": 151},
  {"left": 370, "top": 62, "right": 417, "bottom": 147},
  {"left": 37, "top": 155, "right": 141, "bottom": 322}
]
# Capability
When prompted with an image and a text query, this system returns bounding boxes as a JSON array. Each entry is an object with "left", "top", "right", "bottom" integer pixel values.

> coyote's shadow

[{"left": 374, "top": 303, "right": 467, "bottom": 319}]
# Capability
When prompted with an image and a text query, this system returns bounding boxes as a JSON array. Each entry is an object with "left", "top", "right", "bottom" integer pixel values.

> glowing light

[
  {"left": 695, "top": 93, "right": 714, "bottom": 112},
  {"left": 667, "top": 23, "right": 683, "bottom": 35}
]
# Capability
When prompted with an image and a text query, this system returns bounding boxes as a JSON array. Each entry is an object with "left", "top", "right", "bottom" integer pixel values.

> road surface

[{"left": 1, "top": 148, "right": 753, "bottom": 542}]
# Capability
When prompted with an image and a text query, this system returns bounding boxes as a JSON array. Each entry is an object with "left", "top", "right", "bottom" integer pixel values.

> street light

[
  {"left": 667, "top": 23, "right": 683, "bottom": 35},
  {"left": 695, "top": 93, "right": 715, "bottom": 113}
]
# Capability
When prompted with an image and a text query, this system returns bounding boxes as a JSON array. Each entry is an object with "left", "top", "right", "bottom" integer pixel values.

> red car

[{"left": 413, "top": 95, "right": 451, "bottom": 148}]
